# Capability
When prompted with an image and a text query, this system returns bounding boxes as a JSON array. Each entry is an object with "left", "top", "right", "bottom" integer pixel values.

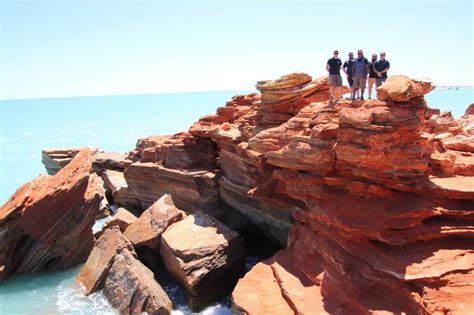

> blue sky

[{"left": 1, "top": 0, "right": 473, "bottom": 99}]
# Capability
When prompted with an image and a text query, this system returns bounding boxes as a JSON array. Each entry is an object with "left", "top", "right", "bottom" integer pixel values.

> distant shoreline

[
  {"left": 1, "top": 87, "right": 472, "bottom": 102},
  {"left": 436, "top": 86, "right": 474, "bottom": 89}
]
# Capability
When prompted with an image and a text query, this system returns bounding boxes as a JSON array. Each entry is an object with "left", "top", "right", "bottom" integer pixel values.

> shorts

[
  {"left": 329, "top": 74, "right": 342, "bottom": 87},
  {"left": 376, "top": 77, "right": 387, "bottom": 87},
  {"left": 347, "top": 76, "right": 354, "bottom": 87},
  {"left": 353, "top": 76, "right": 367, "bottom": 89}
]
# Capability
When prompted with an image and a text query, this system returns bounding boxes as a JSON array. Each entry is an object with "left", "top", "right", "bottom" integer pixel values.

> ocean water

[{"left": 0, "top": 88, "right": 472, "bottom": 314}]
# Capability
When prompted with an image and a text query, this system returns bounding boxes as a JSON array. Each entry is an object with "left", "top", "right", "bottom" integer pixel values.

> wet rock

[
  {"left": 76, "top": 226, "right": 135, "bottom": 294},
  {"left": 160, "top": 212, "right": 246, "bottom": 310},
  {"left": 103, "top": 248, "right": 172, "bottom": 315},
  {"left": 123, "top": 194, "right": 184, "bottom": 250},
  {"left": 0, "top": 148, "right": 102, "bottom": 281}
]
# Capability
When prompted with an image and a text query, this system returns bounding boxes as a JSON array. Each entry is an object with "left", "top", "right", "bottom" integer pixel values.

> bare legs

[{"left": 368, "top": 78, "right": 376, "bottom": 99}]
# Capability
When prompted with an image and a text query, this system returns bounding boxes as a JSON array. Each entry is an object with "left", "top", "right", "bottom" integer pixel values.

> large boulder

[
  {"left": 376, "top": 75, "right": 435, "bottom": 102},
  {"left": 76, "top": 226, "right": 135, "bottom": 294},
  {"left": 160, "top": 212, "right": 246, "bottom": 310},
  {"left": 123, "top": 194, "right": 184, "bottom": 250},
  {"left": 0, "top": 148, "right": 102, "bottom": 281},
  {"left": 103, "top": 249, "right": 172, "bottom": 315}
]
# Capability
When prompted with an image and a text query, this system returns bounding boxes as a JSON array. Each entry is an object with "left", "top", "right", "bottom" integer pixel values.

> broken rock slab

[
  {"left": 160, "top": 212, "right": 246, "bottom": 310},
  {"left": 103, "top": 207, "right": 138, "bottom": 232},
  {"left": 76, "top": 226, "right": 135, "bottom": 294},
  {"left": 0, "top": 148, "right": 102, "bottom": 281},
  {"left": 123, "top": 194, "right": 184, "bottom": 250},
  {"left": 103, "top": 248, "right": 172, "bottom": 315},
  {"left": 92, "top": 151, "right": 133, "bottom": 172}
]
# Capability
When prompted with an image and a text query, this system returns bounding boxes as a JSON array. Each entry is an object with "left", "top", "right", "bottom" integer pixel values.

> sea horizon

[{"left": 1, "top": 85, "right": 473, "bottom": 102}]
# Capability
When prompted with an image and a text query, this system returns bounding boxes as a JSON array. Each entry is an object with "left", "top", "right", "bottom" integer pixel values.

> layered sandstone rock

[
  {"left": 14, "top": 72, "right": 473, "bottom": 313},
  {"left": 42, "top": 149, "right": 132, "bottom": 175},
  {"left": 92, "top": 151, "right": 133, "bottom": 172},
  {"left": 122, "top": 162, "right": 219, "bottom": 212},
  {"left": 103, "top": 249, "right": 172, "bottom": 315},
  {"left": 77, "top": 225, "right": 173, "bottom": 314},
  {"left": 123, "top": 194, "right": 184, "bottom": 250},
  {"left": 0, "top": 148, "right": 102, "bottom": 281},
  {"left": 41, "top": 148, "right": 81, "bottom": 174},
  {"left": 76, "top": 226, "right": 135, "bottom": 294},
  {"left": 376, "top": 75, "right": 435, "bottom": 102},
  {"left": 231, "top": 75, "right": 474, "bottom": 314},
  {"left": 100, "top": 169, "right": 135, "bottom": 206},
  {"left": 103, "top": 207, "right": 138, "bottom": 232},
  {"left": 160, "top": 212, "right": 246, "bottom": 310}
]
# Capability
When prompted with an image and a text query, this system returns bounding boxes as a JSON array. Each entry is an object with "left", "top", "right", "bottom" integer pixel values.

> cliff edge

[{"left": 3, "top": 73, "right": 473, "bottom": 314}]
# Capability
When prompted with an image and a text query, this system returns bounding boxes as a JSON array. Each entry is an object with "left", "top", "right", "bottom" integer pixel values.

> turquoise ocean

[{"left": 0, "top": 88, "right": 472, "bottom": 314}]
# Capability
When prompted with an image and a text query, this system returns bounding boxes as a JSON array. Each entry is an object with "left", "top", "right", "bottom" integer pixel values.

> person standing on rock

[
  {"left": 326, "top": 50, "right": 343, "bottom": 100},
  {"left": 374, "top": 52, "right": 390, "bottom": 87},
  {"left": 352, "top": 49, "right": 369, "bottom": 100},
  {"left": 368, "top": 53, "right": 378, "bottom": 99},
  {"left": 343, "top": 52, "right": 358, "bottom": 99}
]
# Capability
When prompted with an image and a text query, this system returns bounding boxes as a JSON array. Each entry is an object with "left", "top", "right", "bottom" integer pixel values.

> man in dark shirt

[
  {"left": 343, "top": 52, "right": 356, "bottom": 99},
  {"left": 374, "top": 52, "right": 390, "bottom": 87},
  {"left": 352, "top": 49, "right": 369, "bottom": 100},
  {"left": 326, "top": 50, "right": 342, "bottom": 100},
  {"left": 368, "top": 53, "right": 378, "bottom": 99}
]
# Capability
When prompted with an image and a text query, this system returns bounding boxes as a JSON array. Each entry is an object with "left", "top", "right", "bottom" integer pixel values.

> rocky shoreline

[{"left": 1, "top": 73, "right": 473, "bottom": 314}]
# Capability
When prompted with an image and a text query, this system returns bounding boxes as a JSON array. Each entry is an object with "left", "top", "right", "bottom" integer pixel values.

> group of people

[{"left": 326, "top": 49, "right": 390, "bottom": 100}]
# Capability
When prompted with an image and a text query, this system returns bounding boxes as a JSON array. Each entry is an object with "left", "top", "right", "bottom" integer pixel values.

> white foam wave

[{"left": 55, "top": 279, "right": 117, "bottom": 315}]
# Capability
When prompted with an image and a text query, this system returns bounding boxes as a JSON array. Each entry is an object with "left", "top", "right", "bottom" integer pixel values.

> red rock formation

[
  {"left": 103, "top": 248, "right": 172, "bottom": 315},
  {"left": 230, "top": 75, "right": 474, "bottom": 314},
  {"left": 103, "top": 207, "right": 138, "bottom": 232},
  {"left": 76, "top": 226, "right": 135, "bottom": 294},
  {"left": 160, "top": 212, "right": 246, "bottom": 310},
  {"left": 41, "top": 148, "right": 82, "bottom": 175},
  {"left": 123, "top": 194, "right": 184, "bottom": 250},
  {"left": 16, "top": 72, "right": 473, "bottom": 313},
  {"left": 0, "top": 148, "right": 103, "bottom": 281}
]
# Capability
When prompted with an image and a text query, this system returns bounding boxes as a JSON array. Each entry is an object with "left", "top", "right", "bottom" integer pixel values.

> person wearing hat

[
  {"left": 368, "top": 53, "right": 378, "bottom": 99},
  {"left": 326, "top": 50, "right": 343, "bottom": 100}
]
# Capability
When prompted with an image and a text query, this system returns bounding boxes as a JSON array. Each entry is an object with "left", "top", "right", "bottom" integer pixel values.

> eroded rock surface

[
  {"left": 103, "top": 249, "right": 172, "bottom": 315},
  {"left": 0, "top": 148, "right": 102, "bottom": 281},
  {"left": 123, "top": 194, "right": 184, "bottom": 250},
  {"left": 103, "top": 207, "right": 138, "bottom": 232},
  {"left": 160, "top": 212, "right": 246, "bottom": 310},
  {"left": 25, "top": 72, "right": 474, "bottom": 313},
  {"left": 231, "top": 75, "right": 474, "bottom": 314},
  {"left": 76, "top": 226, "right": 135, "bottom": 294},
  {"left": 41, "top": 148, "right": 81, "bottom": 175}
]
